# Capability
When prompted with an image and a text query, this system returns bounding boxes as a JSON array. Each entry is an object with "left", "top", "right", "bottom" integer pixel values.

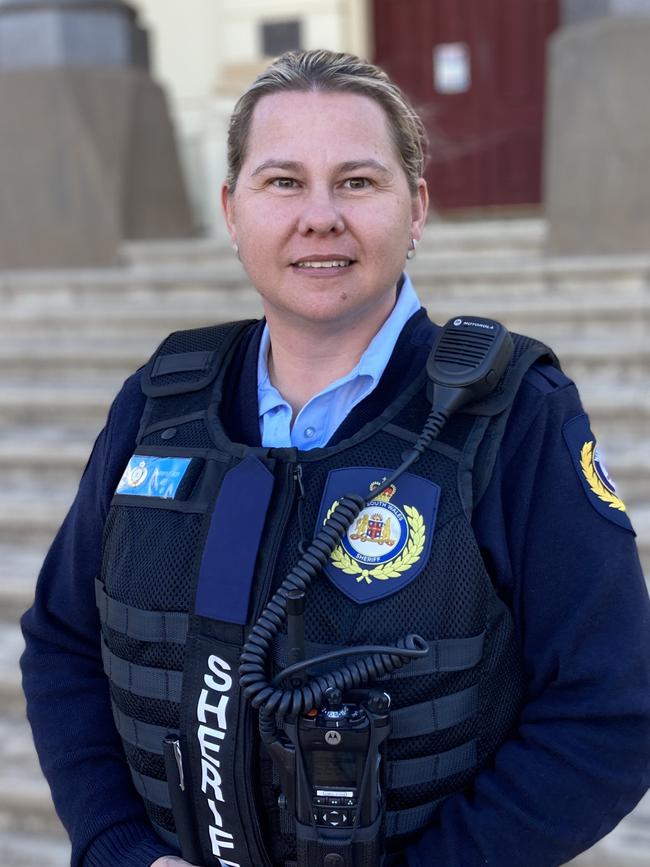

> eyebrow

[{"left": 250, "top": 158, "right": 393, "bottom": 178}]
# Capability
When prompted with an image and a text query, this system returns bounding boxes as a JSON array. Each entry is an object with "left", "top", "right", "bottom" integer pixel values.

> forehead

[{"left": 243, "top": 90, "right": 400, "bottom": 168}]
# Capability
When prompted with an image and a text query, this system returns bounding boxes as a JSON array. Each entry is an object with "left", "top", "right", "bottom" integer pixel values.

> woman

[{"left": 21, "top": 50, "right": 649, "bottom": 867}]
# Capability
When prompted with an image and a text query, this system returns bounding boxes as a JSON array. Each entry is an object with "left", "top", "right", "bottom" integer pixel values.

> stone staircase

[{"left": 0, "top": 218, "right": 648, "bottom": 867}]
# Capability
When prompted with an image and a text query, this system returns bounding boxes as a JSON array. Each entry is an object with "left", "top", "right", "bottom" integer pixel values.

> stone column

[
  {"left": 0, "top": 0, "right": 194, "bottom": 268},
  {"left": 544, "top": 3, "right": 650, "bottom": 254}
]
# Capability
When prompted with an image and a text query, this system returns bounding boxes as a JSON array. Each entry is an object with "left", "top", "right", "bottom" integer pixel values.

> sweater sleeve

[
  {"left": 406, "top": 374, "right": 650, "bottom": 867},
  {"left": 19, "top": 373, "right": 179, "bottom": 867}
]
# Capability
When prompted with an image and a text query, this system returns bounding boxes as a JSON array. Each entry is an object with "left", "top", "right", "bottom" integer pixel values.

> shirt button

[{"left": 304, "top": 426, "right": 316, "bottom": 439}]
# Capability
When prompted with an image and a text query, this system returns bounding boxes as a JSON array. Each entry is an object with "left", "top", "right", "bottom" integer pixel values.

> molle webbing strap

[
  {"left": 272, "top": 633, "right": 485, "bottom": 677},
  {"left": 131, "top": 767, "right": 171, "bottom": 807},
  {"left": 112, "top": 705, "right": 177, "bottom": 754},
  {"left": 141, "top": 320, "right": 256, "bottom": 398},
  {"left": 135, "top": 767, "right": 446, "bottom": 845},
  {"left": 385, "top": 797, "right": 444, "bottom": 836},
  {"left": 95, "top": 580, "right": 189, "bottom": 644},
  {"left": 152, "top": 350, "right": 214, "bottom": 378},
  {"left": 153, "top": 825, "right": 180, "bottom": 850},
  {"left": 389, "top": 684, "right": 479, "bottom": 739},
  {"left": 384, "top": 740, "right": 477, "bottom": 788},
  {"left": 101, "top": 641, "right": 183, "bottom": 702}
]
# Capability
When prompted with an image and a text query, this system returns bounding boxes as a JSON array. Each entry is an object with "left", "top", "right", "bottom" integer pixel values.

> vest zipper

[
  {"left": 242, "top": 460, "right": 300, "bottom": 867},
  {"left": 251, "top": 460, "right": 300, "bottom": 622},
  {"left": 294, "top": 463, "right": 308, "bottom": 553}
]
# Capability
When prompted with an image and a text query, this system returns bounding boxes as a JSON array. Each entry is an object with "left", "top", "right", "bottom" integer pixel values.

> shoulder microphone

[{"left": 426, "top": 315, "right": 514, "bottom": 417}]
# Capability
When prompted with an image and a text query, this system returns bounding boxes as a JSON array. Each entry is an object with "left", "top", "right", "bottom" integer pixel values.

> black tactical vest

[{"left": 97, "top": 319, "right": 555, "bottom": 867}]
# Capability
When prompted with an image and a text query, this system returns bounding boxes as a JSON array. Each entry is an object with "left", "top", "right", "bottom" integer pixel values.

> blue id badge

[{"left": 116, "top": 455, "right": 192, "bottom": 499}]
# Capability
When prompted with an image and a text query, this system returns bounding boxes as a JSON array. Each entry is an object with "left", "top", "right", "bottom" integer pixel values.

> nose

[{"left": 297, "top": 186, "right": 345, "bottom": 236}]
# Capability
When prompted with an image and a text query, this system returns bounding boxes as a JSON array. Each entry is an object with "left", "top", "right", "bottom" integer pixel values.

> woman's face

[{"left": 222, "top": 90, "right": 428, "bottom": 332}]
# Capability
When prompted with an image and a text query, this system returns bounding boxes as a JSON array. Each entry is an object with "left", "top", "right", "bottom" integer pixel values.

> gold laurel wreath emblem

[
  {"left": 326, "top": 502, "right": 426, "bottom": 585},
  {"left": 579, "top": 441, "right": 626, "bottom": 512}
]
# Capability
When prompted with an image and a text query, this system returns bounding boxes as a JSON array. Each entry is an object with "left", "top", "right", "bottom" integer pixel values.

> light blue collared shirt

[{"left": 257, "top": 274, "right": 421, "bottom": 449}]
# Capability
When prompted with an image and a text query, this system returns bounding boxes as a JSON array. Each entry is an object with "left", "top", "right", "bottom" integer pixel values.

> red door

[{"left": 373, "top": 0, "right": 559, "bottom": 210}]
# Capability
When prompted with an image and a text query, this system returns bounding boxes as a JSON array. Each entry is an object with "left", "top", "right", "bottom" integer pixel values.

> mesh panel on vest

[
  {"left": 385, "top": 766, "right": 474, "bottom": 813},
  {"left": 143, "top": 798, "right": 176, "bottom": 833},
  {"left": 103, "top": 626, "right": 186, "bottom": 672},
  {"left": 144, "top": 387, "right": 219, "bottom": 430},
  {"left": 476, "top": 607, "right": 526, "bottom": 766},
  {"left": 140, "top": 419, "right": 215, "bottom": 450},
  {"left": 161, "top": 325, "right": 231, "bottom": 356},
  {"left": 102, "top": 509, "right": 202, "bottom": 610},
  {"left": 110, "top": 683, "right": 180, "bottom": 731},
  {"left": 153, "top": 369, "right": 212, "bottom": 388},
  {"left": 391, "top": 389, "right": 472, "bottom": 452},
  {"left": 124, "top": 742, "right": 167, "bottom": 781}
]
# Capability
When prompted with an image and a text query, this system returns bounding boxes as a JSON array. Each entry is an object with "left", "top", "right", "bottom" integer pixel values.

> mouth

[{"left": 291, "top": 256, "right": 355, "bottom": 273}]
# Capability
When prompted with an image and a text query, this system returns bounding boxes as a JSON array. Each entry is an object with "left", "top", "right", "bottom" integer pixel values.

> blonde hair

[{"left": 226, "top": 49, "right": 428, "bottom": 195}]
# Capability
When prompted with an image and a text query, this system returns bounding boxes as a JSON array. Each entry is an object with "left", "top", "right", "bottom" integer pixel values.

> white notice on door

[{"left": 433, "top": 43, "right": 471, "bottom": 94}]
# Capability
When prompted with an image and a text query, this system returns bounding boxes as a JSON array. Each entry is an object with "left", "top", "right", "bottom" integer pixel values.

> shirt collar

[{"left": 257, "top": 272, "right": 421, "bottom": 418}]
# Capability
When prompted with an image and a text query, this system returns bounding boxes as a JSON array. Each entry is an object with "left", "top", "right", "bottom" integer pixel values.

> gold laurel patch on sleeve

[{"left": 579, "top": 441, "right": 626, "bottom": 512}]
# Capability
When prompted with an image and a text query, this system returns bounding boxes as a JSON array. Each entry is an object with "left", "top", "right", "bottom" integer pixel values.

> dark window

[{"left": 261, "top": 19, "right": 302, "bottom": 56}]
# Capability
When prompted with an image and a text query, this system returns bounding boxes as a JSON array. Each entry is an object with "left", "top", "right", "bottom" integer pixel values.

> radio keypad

[{"left": 313, "top": 795, "right": 358, "bottom": 827}]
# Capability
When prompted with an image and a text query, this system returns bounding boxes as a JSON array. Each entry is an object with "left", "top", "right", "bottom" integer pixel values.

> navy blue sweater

[{"left": 21, "top": 313, "right": 650, "bottom": 867}]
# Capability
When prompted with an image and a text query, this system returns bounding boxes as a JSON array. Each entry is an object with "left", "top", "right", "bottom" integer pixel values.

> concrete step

[
  {"left": 119, "top": 219, "right": 548, "bottom": 266},
  {"left": 0, "top": 717, "right": 43, "bottom": 778},
  {"left": 3, "top": 253, "right": 650, "bottom": 310},
  {"left": 0, "top": 832, "right": 70, "bottom": 867},
  {"left": 0, "top": 437, "right": 92, "bottom": 478},
  {"left": 2, "top": 294, "right": 648, "bottom": 342},
  {"left": 0, "top": 386, "right": 116, "bottom": 426},
  {"left": 409, "top": 253, "right": 650, "bottom": 298},
  {"left": 567, "top": 793, "right": 650, "bottom": 866},
  {"left": 0, "top": 625, "right": 26, "bottom": 716},
  {"left": 0, "top": 775, "right": 64, "bottom": 837},
  {"left": 0, "top": 545, "right": 45, "bottom": 621}
]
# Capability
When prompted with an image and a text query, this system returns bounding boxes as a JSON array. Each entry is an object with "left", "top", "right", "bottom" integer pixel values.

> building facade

[{"left": 132, "top": 0, "right": 370, "bottom": 237}]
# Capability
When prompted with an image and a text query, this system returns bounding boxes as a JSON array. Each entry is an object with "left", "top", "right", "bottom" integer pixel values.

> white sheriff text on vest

[{"left": 196, "top": 654, "right": 241, "bottom": 866}]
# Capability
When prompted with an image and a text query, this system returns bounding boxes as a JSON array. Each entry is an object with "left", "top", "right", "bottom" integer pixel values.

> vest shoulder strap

[
  {"left": 468, "top": 330, "right": 562, "bottom": 509},
  {"left": 464, "top": 330, "right": 559, "bottom": 417},
  {"left": 141, "top": 319, "right": 257, "bottom": 398}
]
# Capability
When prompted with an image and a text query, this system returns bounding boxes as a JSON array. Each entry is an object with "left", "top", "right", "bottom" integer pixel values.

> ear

[
  {"left": 221, "top": 182, "right": 237, "bottom": 248},
  {"left": 410, "top": 178, "right": 429, "bottom": 243}
]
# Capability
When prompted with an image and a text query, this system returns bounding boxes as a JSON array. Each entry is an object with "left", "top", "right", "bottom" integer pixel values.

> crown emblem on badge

[{"left": 368, "top": 480, "right": 396, "bottom": 503}]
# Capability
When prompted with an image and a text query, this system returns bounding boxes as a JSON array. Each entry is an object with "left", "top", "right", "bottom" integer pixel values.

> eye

[
  {"left": 343, "top": 177, "right": 372, "bottom": 190},
  {"left": 270, "top": 177, "right": 299, "bottom": 189}
]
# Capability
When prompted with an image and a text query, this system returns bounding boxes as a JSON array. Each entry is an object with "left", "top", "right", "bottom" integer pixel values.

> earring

[
  {"left": 406, "top": 237, "right": 418, "bottom": 260},
  {"left": 233, "top": 242, "right": 239, "bottom": 258}
]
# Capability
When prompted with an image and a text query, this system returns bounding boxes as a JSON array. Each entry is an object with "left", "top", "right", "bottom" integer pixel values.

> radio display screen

[{"left": 307, "top": 750, "right": 358, "bottom": 787}]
